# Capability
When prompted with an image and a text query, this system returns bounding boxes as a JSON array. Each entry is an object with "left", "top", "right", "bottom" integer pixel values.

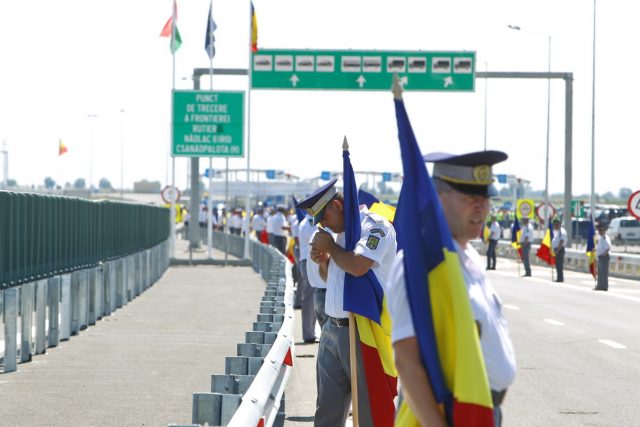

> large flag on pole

[
  {"left": 58, "top": 139, "right": 68, "bottom": 156},
  {"left": 250, "top": 1, "right": 258, "bottom": 52},
  {"left": 536, "top": 219, "right": 556, "bottom": 265},
  {"left": 342, "top": 139, "right": 397, "bottom": 427},
  {"left": 511, "top": 217, "right": 523, "bottom": 260},
  {"left": 392, "top": 83, "right": 493, "bottom": 426},
  {"left": 204, "top": 1, "right": 217, "bottom": 60},
  {"left": 160, "top": 0, "right": 182, "bottom": 53},
  {"left": 586, "top": 219, "right": 597, "bottom": 278}
]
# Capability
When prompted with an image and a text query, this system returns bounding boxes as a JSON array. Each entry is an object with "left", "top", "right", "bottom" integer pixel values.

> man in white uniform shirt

[
  {"left": 386, "top": 150, "right": 516, "bottom": 427},
  {"left": 552, "top": 218, "right": 568, "bottom": 282},
  {"left": 595, "top": 224, "right": 611, "bottom": 291},
  {"left": 251, "top": 208, "right": 266, "bottom": 241},
  {"left": 271, "top": 205, "right": 290, "bottom": 255},
  {"left": 297, "top": 214, "right": 321, "bottom": 342},
  {"left": 486, "top": 215, "right": 501, "bottom": 270},
  {"left": 297, "top": 179, "right": 397, "bottom": 427},
  {"left": 519, "top": 217, "right": 534, "bottom": 277}
]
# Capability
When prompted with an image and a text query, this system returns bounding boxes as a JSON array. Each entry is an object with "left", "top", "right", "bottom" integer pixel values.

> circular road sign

[
  {"left": 536, "top": 203, "right": 556, "bottom": 222},
  {"left": 628, "top": 190, "right": 640, "bottom": 220},
  {"left": 161, "top": 185, "right": 181, "bottom": 204},
  {"left": 518, "top": 200, "right": 534, "bottom": 219}
]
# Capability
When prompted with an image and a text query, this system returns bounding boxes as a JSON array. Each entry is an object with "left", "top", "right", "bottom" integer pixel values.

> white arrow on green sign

[
  {"left": 172, "top": 90, "right": 245, "bottom": 157},
  {"left": 251, "top": 49, "right": 475, "bottom": 91}
]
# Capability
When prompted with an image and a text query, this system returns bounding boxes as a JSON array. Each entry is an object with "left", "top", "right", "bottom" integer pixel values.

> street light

[
  {"left": 508, "top": 25, "right": 552, "bottom": 222},
  {"left": 87, "top": 114, "right": 98, "bottom": 197},
  {"left": 590, "top": 0, "right": 597, "bottom": 219}
]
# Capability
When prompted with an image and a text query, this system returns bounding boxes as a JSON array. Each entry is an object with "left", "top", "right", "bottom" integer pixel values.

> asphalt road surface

[{"left": 492, "top": 258, "right": 640, "bottom": 426}]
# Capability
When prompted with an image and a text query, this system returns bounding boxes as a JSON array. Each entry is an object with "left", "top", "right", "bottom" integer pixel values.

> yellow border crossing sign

[{"left": 516, "top": 199, "right": 535, "bottom": 219}]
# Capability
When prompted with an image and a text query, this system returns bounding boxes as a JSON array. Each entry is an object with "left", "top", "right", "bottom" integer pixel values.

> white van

[{"left": 607, "top": 216, "right": 640, "bottom": 241}]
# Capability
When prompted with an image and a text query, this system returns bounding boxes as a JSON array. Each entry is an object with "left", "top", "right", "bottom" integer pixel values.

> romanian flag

[
  {"left": 511, "top": 217, "right": 523, "bottom": 260},
  {"left": 160, "top": 0, "right": 182, "bottom": 53},
  {"left": 536, "top": 219, "right": 555, "bottom": 266},
  {"left": 482, "top": 223, "right": 491, "bottom": 243},
  {"left": 58, "top": 139, "right": 68, "bottom": 156},
  {"left": 586, "top": 219, "right": 597, "bottom": 278},
  {"left": 291, "top": 195, "right": 305, "bottom": 223},
  {"left": 358, "top": 188, "right": 380, "bottom": 208},
  {"left": 393, "top": 95, "right": 493, "bottom": 426},
  {"left": 343, "top": 143, "right": 397, "bottom": 427},
  {"left": 250, "top": 2, "right": 258, "bottom": 52},
  {"left": 204, "top": 1, "right": 217, "bottom": 60}
]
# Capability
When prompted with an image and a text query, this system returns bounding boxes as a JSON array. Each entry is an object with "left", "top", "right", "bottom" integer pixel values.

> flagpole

[
  {"left": 243, "top": 0, "right": 253, "bottom": 259},
  {"left": 169, "top": 0, "right": 178, "bottom": 258},
  {"left": 206, "top": 0, "right": 215, "bottom": 260}
]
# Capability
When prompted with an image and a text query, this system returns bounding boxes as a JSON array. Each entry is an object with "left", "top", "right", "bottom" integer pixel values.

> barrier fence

[{"left": 0, "top": 191, "right": 171, "bottom": 373}]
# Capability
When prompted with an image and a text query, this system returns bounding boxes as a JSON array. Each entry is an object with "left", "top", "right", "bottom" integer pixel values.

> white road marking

[
  {"left": 544, "top": 318, "right": 566, "bottom": 326},
  {"left": 503, "top": 304, "right": 520, "bottom": 310},
  {"left": 598, "top": 339, "right": 626, "bottom": 349}
]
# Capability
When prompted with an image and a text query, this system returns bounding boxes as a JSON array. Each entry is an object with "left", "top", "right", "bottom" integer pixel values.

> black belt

[
  {"left": 314, "top": 288, "right": 327, "bottom": 293},
  {"left": 330, "top": 317, "right": 349, "bottom": 327},
  {"left": 492, "top": 389, "right": 507, "bottom": 406}
]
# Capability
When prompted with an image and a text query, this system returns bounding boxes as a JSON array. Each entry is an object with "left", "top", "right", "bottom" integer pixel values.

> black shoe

[
  {"left": 523, "top": 273, "right": 531, "bottom": 277},
  {"left": 555, "top": 279, "right": 563, "bottom": 283},
  {"left": 303, "top": 338, "right": 318, "bottom": 344}
]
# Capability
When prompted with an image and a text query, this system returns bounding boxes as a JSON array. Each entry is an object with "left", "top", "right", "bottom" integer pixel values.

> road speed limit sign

[
  {"left": 161, "top": 186, "right": 181, "bottom": 204},
  {"left": 628, "top": 190, "right": 640, "bottom": 220}
]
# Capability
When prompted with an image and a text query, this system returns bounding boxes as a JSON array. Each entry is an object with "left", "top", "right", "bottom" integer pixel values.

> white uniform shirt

[
  {"left": 230, "top": 214, "right": 242, "bottom": 229},
  {"left": 551, "top": 227, "right": 567, "bottom": 250},
  {"left": 198, "top": 208, "right": 207, "bottom": 223},
  {"left": 252, "top": 214, "right": 266, "bottom": 232},
  {"left": 324, "top": 207, "right": 397, "bottom": 319},
  {"left": 290, "top": 216, "right": 299, "bottom": 239},
  {"left": 266, "top": 214, "right": 274, "bottom": 234},
  {"left": 596, "top": 234, "right": 611, "bottom": 257},
  {"left": 519, "top": 222, "right": 534, "bottom": 243},
  {"left": 271, "top": 212, "right": 289, "bottom": 237},
  {"left": 386, "top": 243, "right": 517, "bottom": 392},
  {"left": 299, "top": 218, "right": 327, "bottom": 289},
  {"left": 489, "top": 221, "right": 501, "bottom": 240}
]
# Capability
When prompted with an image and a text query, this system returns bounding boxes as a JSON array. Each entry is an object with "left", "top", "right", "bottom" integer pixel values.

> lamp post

[
  {"left": 87, "top": 114, "right": 98, "bottom": 197},
  {"left": 120, "top": 109, "right": 125, "bottom": 199},
  {"left": 508, "top": 25, "right": 552, "bottom": 222},
  {"left": 590, "top": 0, "right": 597, "bottom": 218}
]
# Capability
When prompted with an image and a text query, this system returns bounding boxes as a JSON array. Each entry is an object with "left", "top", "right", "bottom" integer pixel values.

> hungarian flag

[
  {"left": 160, "top": 0, "right": 182, "bottom": 53},
  {"left": 511, "top": 217, "right": 523, "bottom": 260},
  {"left": 250, "top": 2, "right": 258, "bottom": 52},
  {"left": 58, "top": 139, "right": 68, "bottom": 156},
  {"left": 393, "top": 94, "right": 493, "bottom": 426},
  {"left": 586, "top": 219, "right": 597, "bottom": 278},
  {"left": 536, "top": 219, "right": 555, "bottom": 265},
  {"left": 343, "top": 142, "right": 398, "bottom": 426}
]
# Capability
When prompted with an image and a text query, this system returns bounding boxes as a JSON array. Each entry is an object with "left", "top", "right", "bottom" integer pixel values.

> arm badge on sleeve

[{"left": 366, "top": 235, "right": 380, "bottom": 250}]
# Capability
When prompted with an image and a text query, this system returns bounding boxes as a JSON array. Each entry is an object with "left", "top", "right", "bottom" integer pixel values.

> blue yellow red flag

[
  {"left": 511, "top": 217, "right": 523, "bottom": 260},
  {"left": 343, "top": 142, "right": 397, "bottom": 426},
  {"left": 358, "top": 188, "right": 379, "bottom": 208},
  {"left": 250, "top": 2, "right": 258, "bottom": 52},
  {"left": 393, "top": 96, "right": 493, "bottom": 426},
  {"left": 204, "top": 1, "right": 217, "bottom": 60},
  {"left": 536, "top": 219, "right": 555, "bottom": 265},
  {"left": 587, "top": 218, "right": 597, "bottom": 278}
]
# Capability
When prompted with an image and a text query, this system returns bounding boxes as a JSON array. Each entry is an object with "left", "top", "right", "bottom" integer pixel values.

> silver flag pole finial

[
  {"left": 342, "top": 135, "right": 349, "bottom": 151},
  {"left": 392, "top": 73, "right": 404, "bottom": 100}
]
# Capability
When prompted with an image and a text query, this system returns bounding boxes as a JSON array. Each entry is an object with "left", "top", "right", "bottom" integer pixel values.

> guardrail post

[
  {"left": 20, "top": 282, "right": 34, "bottom": 363},
  {"left": 34, "top": 279, "right": 47, "bottom": 355},
  {"left": 78, "top": 270, "right": 89, "bottom": 331},
  {"left": 127, "top": 256, "right": 135, "bottom": 302},
  {"left": 88, "top": 268, "right": 97, "bottom": 325},
  {"left": 47, "top": 276, "right": 60, "bottom": 347},
  {"left": 192, "top": 392, "right": 222, "bottom": 426},
  {"left": 70, "top": 271, "right": 80, "bottom": 335},
  {"left": 3, "top": 288, "right": 18, "bottom": 373},
  {"left": 60, "top": 274, "right": 71, "bottom": 340}
]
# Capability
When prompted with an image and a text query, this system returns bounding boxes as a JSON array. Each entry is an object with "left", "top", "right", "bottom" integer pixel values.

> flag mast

[
  {"left": 243, "top": 0, "right": 255, "bottom": 259},
  {"left": 170, "top": 0, "right": 178, "bottom": 258},
  {"left": 205, "top": 0, "right": 217, "bottom": 260}
]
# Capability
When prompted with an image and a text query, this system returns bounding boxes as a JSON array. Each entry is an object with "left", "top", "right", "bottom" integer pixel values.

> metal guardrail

[
  {"left": 0, "top": 191, "right": 170, "bottom": 290},
  {"left": 173, "top": 232, "right": 294, "bottom": 427},
  {"left": 473, "top": 240, "right": 640, "bottom": 280}
]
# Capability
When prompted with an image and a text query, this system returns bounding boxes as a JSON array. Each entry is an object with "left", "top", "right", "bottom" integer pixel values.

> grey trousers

[
  {"left": 597, "top": 254, "right": 609, "bottom": 290},
  {"left": 487, "top": 239, "right": 497, "bottom": 269},
  {"left": 299, "top": 260, "right": 317, "bottom": 341},
  {"left": 315, "top": 319, "right": 372, "bottom": 427},
  {"left": 521, "top": 242, "right": 532, "bottom": 275},
  {"left": 555, "top": 247, "right": 565, "bottom": 281},
  {"left": 314, "top": 288, "right": 328, "bottom": 329}
]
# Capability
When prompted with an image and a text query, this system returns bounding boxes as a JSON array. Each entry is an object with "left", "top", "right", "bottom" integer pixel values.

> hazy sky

[{"left": 0, "top": 0, "right": 635, "bottom": 196}]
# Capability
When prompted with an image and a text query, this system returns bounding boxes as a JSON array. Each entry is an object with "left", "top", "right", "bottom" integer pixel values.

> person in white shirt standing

[
  {"left": 486, "top": 215, "right": 501, "bottom": 270},
  {"left": 519, "top": 217, "right": 534, "bottom": 277},
  {"left": 297, "top": 214, "right": 320, "bottom": 342},
  {"left": 595, "top": 224, "right": 611, "bottom": 291},
  {"left": 251, "top": 208, "right": 267, "bottom": 243},
  {"left": 271, "top": 205, "right": 290, "bottom": 255},
  {"left": 552, "top": 219, "right": 568, "bottom": 282}
]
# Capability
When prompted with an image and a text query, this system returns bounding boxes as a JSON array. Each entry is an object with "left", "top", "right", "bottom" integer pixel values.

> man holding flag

[
  {"left": 386, "top": 79, "right": 516, "bottom": 426},
  {"left": 297, "top": 147, "right": 398, "bottom": 426}
]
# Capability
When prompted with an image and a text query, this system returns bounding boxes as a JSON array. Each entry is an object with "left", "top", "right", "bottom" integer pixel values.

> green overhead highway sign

[
  {"left": 172, "top": 90, "right": 245, "bottom": 157},
  {"left": 251, "top": 49, "right": 475, "bottom": 91}
]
